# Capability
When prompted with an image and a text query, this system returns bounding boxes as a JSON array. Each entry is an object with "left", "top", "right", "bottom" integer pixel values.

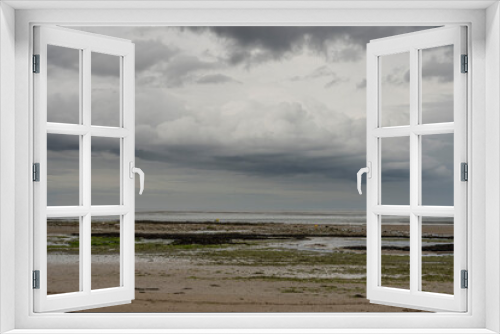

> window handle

[
  {"left": 357, "top": 162, "right": 371, "bottom": 195},
  {"left": 129, "top": 162, "right": 145, "bottom": 195}
]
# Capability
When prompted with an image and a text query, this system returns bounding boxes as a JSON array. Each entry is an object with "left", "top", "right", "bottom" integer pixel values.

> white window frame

[
  {"left": 33, "top": 25, "right": 136, "bottom": 313},
  {"left": 366, "top": 26, "right": 468, "bottom": 312},
  {"left": 0, "top": 1, "right": 499, "bottom": 333}
]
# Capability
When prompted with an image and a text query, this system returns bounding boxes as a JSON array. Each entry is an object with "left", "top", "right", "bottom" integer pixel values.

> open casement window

[
  {"left": 365, "top": 26, "right": 467, "bottom": 312},
  {"left": 33, "top": 26, "right": 140, "bottom": 312}
]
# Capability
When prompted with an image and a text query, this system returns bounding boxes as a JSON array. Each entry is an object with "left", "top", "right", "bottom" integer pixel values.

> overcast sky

[{"left": 46, "top": 26, "right": 454, "bottom": 212}]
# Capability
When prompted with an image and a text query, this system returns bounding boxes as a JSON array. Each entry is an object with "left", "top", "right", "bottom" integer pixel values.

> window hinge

[
  {"left": 33, "top": 270, "right": 40, "bottom": 289},
  {"left": 33, "top": 163, "right": 40, "bottom": 182},
  {"left": 461, "top": 54, "right": 468, "bottom": 73},
  {"left": 461, "top": 162, "right": 468, "bottom": 182},
  {"left": 33, "top": 54, "right": 40, "bottom": 73},
  {"left": 461, "top": 270, "right": 468, "bottom": 289}
]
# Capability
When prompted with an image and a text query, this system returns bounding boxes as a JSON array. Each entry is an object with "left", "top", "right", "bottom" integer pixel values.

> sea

[
  {"left": 134, "top": 210, "right": 367, "bottom": 225},
  {"left": 134, "top": 210, "right": 452, "bottom": 225}
]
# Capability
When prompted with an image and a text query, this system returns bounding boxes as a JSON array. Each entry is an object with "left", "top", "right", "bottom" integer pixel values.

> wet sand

[{"left": 46, "top": 221, "right": 453, "bottom": 313}]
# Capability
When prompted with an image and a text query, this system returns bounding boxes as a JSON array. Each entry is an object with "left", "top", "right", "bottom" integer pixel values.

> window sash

[
  {"left": 32, "top": 25, "right": 136, "bottom": 313},
  {"left": 366, "top": 26, "right": 467, "bottom": 312}
]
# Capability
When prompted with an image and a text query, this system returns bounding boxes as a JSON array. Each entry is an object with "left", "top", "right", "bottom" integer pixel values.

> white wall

[
  {"left": 0, "top": 2, "right": 16, "bottom": 333},
  {"left": 485, "top": 2, "right": 500, "bottom": 333}
]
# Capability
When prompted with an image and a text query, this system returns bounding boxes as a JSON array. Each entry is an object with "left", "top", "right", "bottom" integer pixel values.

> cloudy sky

[{"left": 46, "top": 26, "right": 454, "bottom": 212}]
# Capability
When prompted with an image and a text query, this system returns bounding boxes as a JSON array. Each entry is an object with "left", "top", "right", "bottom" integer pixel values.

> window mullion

[
  {"left": 409, "top": 47, "right": 420, "bottom": 294},
  {"left": 82, "top": 48, "right": 92, "bottom": 294}
]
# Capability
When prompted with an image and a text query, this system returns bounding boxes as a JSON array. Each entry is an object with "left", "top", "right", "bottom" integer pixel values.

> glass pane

[
  {"left": 421, "top": 45, "right": 454, "bottom": 124},
  {"left": 47, "top": 45, "right": 80, "bottom": 124},
  {"left": 381, "top": 137, "right": 410, "bottom": 205},
  {"left": 421, "top": 134, "right": 454, "bottom": 206},
  {"left": 92, "top": 216, "right": 121, "bottom": 290},
  {"left": 91, "top": 137, "right": 121, "bottom": 205},
  {"left": 47, "top": 217, "right": 80, "bottom": 294},
  {"left": 421, "top": 217, "right": 454, "bottom": 294},
  {"left": 380, "top": 52, "right": 410, "bottom": 127},
  {"left": 47, "top": 134, "right": 80, "bottom": 206},
  {"left": 92, "top": 52, "right": 120, "bottom": 127},
  {"left": 381, "top": 215, "right": 410, "bottom": 290}
]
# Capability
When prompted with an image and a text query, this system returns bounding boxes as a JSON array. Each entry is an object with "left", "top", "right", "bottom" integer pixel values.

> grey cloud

[
  {"left": 324, "top": 75, "right": 349, "bottom": 88},
  {"left": 356, "top": 79, "right": 367, "bottom": 89},
  {"left": 91, "top": 52, "right": 120, "bottom": 77},
  {"left": 421, "top": 45, "right": 454, "bottom": 83},
  {"left": 404, "top": 70, "right": 410, "bottom": 83},
  {"left": 421, "top": 133, "right": 453, "bottom": 206},
  {"left": 48, "top": 36, "right": 177, "bottom": 76},
  {"left": 164, "top": 55, "right": 220, "bottom": 87},
  {"left": 48, "top": 26, "right": 451, "bottom": 209},
  {"left": 291, "top": 65, "right": 348, "bottom": 88},
  {"left": 47, "top": 133, "right": 79, "bottom": 152},
  {"left": 132, "top": 101, "right": 368, "bottom": 180},
  {"left": 47, "top": 93, "right": 79, "bottom": 123},
  {"left": 291, "top": 65, "right": 334, "bottom": 81},
  {"left": 304, "top": 65, "right": 335, "bottom": 79},
  {"left": 384, "top": 68, "right": 410, "bottom": 86},
  {"left": 189, "top": 26, "right": 433, "bottom": 66},
  {"left": 135, "top": 39, "right": 178, "bottom": 72},
  {"left": 91, "top": 137, "right": 121, "bottom": 156},
  {"left": 421, "top": 98, "right": 453, "bottom": 124},
  {"left": 136, "top": 148, "right": 366, "bottom": 181},
  {"left": 47, "top": 44, "right": 79, "bottom": 71},
  {"left": 196, "top": 74, "right": 241, "bottom": 85},
  {"left": 47, "top": 150, "right": 80, "bottom": 206},
  {"left": 136, "top": 89, "right": 189, "bottom": 126}
]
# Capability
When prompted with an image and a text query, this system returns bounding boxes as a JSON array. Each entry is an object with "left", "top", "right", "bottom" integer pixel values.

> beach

[{"left": 46, "top": 219, "right": 454, "bottom": 313}]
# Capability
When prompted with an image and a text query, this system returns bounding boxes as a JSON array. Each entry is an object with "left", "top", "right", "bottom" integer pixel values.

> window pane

[
  {"left": 381, "top": 137, "right": 410, "bottom": 205},
  {"left": 380, "top": 52, "right": 410, "bottom": 127},
  {"left": 421, "top": 45, "right": 454, "bottom": 124},
  {"left": 421, "top": 134, "right": 454, "bottom": 206},
  {"left": 91, "top": 137, "right": 121, "bottom": 205},
  {"left": 92, "top": 216, "right": 121, "bottom": 290},
  {"left": 92, "top": 52, "right": 120, "bottom": 127},
  {"left": 47, "top": 45, "right": 80, "bottom": 124},
  {"left": 47, "top": 217, "right": 80, "bottom": 294},
  {"left": 47, "top": 134, "right": 80, "bottom": 206},
  {"left": 381, "top": 215, "right": 410, "bottom": 290},
  {"left": 421, "top": 217, "right": 454, "bottom": 294}
]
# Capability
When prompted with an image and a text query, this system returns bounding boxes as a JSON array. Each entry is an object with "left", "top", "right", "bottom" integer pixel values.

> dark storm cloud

[
  {"left": 196, "top": 74, "right": 241, "bottom": 85},
  {"left": 136, "top": 147, "right": 366, "bottom": 181},
  {"left": 91, "top": 137, "right": 121, "bottom": 156},
  {"left": 47, "top": 133, "right": 79, "bottom": 151},
  {"left": 48, "top": 37, "right": 177, "bottom": 76},
  {"left": 189, "top": 26, "right": 432, "bottom": 66}
]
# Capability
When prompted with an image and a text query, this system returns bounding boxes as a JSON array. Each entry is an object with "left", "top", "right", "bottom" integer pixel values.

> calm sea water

[
  {"left": 134, "top": 210, "right": 367, "bottom": 225},
  {"left": 133, "top": 210, "right": 452, "bottom": 225}
]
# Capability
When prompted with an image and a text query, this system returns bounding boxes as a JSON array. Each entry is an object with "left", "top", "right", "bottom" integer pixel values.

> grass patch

[{"left": 198, "top": 248, "right": 367, "bottom": 267}]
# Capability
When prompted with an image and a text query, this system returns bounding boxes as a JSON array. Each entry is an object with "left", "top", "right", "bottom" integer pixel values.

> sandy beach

[{"left": 46, "top": 220, "right": 453, "bottom": 313}]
